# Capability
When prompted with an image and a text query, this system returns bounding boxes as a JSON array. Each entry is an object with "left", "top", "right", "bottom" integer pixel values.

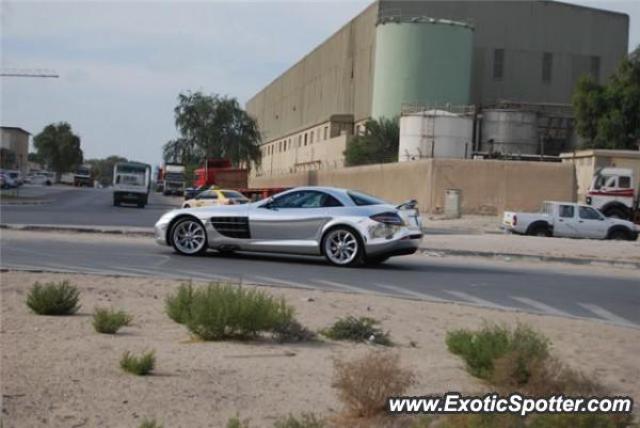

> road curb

[
  {"left": 419, "top": 247, "right": 640, "bottom": 270},
  {"left": 0, "top": 223, "right": 154, "bottom": 237},
  {"left": 3, "top": 223, "right": 637, "bottom": 269},
  {"left": 0, "top": 200, "right": 51, "bottom": 206}
]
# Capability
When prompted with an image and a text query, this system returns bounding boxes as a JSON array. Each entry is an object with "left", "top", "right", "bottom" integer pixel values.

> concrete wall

[
  {"left": 561, "top": 150, "right": 640, "bottom": 201},
  {"left": 247, "top": 1, "right": 628, "bottom": 147},
  {"left": 249, "top": 159, "right": 576, "bottom": 215},
  {"left": 246, "top": 3, "right": 378, "bottom": 144}
]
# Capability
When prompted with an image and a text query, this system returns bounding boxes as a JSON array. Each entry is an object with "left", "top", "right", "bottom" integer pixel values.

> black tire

[
  {"left": 170, "top": 217, "right": 208, "bottom": 255},
  {"left": 527, "top": 223, "right": 551, "bottom": 237},
  {"left": 137, "top": 202, "right": 145, "bottom": 208},
  {"left": 113, "top": 197, "right": 120, "bottom": 207},
  {"left": 183, "top": 204, "right": 191, "bottom": 208},
  {"left": 607, "top": 227, "right": 631, "bottom": 241},
  {"left": 321, "top": 226, "right": 365, "bottom": 267},
  {"left": 602, "top": 207, "right": 629, "bottom": 220}
]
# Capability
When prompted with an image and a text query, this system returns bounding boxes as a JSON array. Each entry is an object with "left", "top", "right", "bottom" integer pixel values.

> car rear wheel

[
  {"left": 171, "top": 218, "right": 208, "bottom": 255},
  {"left": 322, "top": 227, "right": 363, "bottom": 267},
  {"left": 528, "top": 223, "right": 551, "bottom": 237}
]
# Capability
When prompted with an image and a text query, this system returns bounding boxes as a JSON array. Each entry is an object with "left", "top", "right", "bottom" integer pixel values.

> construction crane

[{"left": 0, "top": 67, "right": 59, "bottom": 78}]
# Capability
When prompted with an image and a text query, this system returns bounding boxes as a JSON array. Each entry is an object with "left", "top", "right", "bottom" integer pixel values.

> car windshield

[
  {"left": 222, "top": 190, "right": 246, "bottom": 199},
  {"left": 347, "top": 190, "right": 386, "bottom": 206}
]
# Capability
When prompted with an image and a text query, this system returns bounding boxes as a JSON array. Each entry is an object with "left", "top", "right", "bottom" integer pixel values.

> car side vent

[{"left": 210, "top": 217, "right": 250, "bottom": 239}]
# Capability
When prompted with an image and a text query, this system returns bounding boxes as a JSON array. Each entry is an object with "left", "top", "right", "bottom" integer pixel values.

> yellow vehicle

[{"left": 182, "top": 188, "right": 250, "bottom": 208}]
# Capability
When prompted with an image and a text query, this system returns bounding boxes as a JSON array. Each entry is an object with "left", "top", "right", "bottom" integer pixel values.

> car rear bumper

[{"left": 364, "top": 232, "right": 423, "bottom": 257}]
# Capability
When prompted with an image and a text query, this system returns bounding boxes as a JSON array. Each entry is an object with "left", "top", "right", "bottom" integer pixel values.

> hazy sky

[{"left": 1, "top": 0, "right": 638, "bottom": 167}]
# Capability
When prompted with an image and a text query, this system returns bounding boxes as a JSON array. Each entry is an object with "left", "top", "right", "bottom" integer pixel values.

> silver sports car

[{"left": 154, "top": 186, "right": 423, "bottom": 266}]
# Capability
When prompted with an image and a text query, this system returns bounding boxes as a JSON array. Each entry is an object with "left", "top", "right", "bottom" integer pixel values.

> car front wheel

[
  {"left": 171, "top": 218, "right": 208, "bottom": 255},
  {"left": 322, "top": 227, "right": 364, "bottom": 267}
]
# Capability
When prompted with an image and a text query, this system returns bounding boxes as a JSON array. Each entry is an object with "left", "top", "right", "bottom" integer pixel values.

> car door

[
  {"left": 249, "top": 190, "right": 340, "bottom": 243},
  {"left": 577, "top": 205, "right": 608, "bottom": 239},
  {"left": 553, "top": 204, "right": 578, "bottom": 237},
  {"left": 194, "top": 190, "right": 218, "bottom": 207}
]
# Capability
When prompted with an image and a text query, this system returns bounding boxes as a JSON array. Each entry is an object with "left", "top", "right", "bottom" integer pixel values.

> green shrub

[
  {"left": 171, "top": 283, "right": 295, "bottom": 341},
  {"left": 322, "top": 316, "right": 391, "bottom": 346},
  {"left": 138, "top": 418, "right": 163, "bottom": 428},
  {"left": 446, "top": 325, "right": 511, "bottom": 379},
  {"left": 226, "top": 415, "right": 250, "bottom": 428},
  {"left": 273, "top": 319, "right": 317, "bottom": 343},
  {"left": 274, "top": 413, "right": 325, "bottom": 428},
  {"left": 26, "top": 280, "right": 80, "bottom": 315},
  {"left": 165, "top": 282, "right": 194, "bottom": 324},
  {"left": 120, "top": 350, "right": 155, "bottom": 376},
  {"left": 92, "top": 307, "right": 132, "bottom": 334}
]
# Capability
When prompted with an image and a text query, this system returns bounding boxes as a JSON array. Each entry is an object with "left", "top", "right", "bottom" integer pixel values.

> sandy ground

[{"left": 2, "top": 271, "right": 639, "bottom": 428}]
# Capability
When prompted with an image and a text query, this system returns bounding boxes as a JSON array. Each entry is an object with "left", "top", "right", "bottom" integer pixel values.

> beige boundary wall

[{"left": 249, "top": 159, "right": 576, "bottom": 215}]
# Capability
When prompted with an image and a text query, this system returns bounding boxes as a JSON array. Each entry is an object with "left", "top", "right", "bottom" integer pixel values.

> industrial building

[
  {"left": 246, "top": 0, "right": 629, "bottom": 177},
  {"left": 0, "top": 126, "right": 30, "bottom": 175}
]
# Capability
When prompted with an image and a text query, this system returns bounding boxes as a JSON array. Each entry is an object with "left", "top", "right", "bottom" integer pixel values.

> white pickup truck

[{"left": 503, "top": 201, "right": 639, "bottom": 241}]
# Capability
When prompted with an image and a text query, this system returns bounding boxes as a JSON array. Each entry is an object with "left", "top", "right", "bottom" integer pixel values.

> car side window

[
  {"left": 618, "top": 176, "right": 631, "bottom": 189},
  {"left": 271, "top": 191, "right": 342, "bottom": 208},
  {"left": 559, "top": 205, "right": 574, "bottom": 218},
  {"left": 321, "top": 194, "right": 343, "bottom": 207},
  {"left": 197, "top": 190, "right": 217, "bottom": 200},
  {"left": 579, "top": 206, "right": 602, "bottom": 220}
]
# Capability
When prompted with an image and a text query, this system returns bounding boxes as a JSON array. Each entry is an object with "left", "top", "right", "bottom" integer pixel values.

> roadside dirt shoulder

[{"left": 2, "top": 272, "right": 639, "bottom": 427}]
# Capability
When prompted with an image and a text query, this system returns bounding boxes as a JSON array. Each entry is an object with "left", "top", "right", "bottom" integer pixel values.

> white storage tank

[
  {"left": 399, "top": 109, "right": 474, "bottom": 161},
  {"left": 481, "top": 109, "right": 539, "bottom": 155}
]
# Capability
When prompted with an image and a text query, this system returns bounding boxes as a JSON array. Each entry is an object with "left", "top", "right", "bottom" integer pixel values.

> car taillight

[
  {"left": 513, "top": 215, "right": 517, "bottom": 226},
  {"left": 370, "top": 212, "right": 404, "bottom": 226}
]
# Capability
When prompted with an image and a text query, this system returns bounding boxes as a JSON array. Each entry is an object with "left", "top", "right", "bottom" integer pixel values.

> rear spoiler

[{"left": 396, "top": 199, "right": 418, "bottom": 210}]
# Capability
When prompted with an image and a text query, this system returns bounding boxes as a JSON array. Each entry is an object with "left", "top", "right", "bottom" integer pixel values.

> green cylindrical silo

[{"left": 371, "top": 17, "right": 474, "bottom": 119}]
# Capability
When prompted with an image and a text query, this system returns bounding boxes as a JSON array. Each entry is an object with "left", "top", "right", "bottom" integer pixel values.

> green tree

[
  {"left": 173, "top": 92, "right": 261, "bottom": 169},
  {"left": 85, "top": 155, "right": 128, "bottom": 186},
  {"left": 573, "top": 45, "right": 640, "bottom": 149},
  {"left": 344, "top": 117, "right": 399, "bottom": 166},
  {"left": 33, "top": 122, "right": 83, "bottom": 176}
]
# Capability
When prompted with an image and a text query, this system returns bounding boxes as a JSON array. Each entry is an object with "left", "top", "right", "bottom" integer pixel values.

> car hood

[{"left": 607, "top": 218, "right": 638, "bottom": 230}]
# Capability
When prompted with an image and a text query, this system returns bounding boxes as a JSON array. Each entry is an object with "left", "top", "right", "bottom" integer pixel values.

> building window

[
  {"left": 590, "top": 56, "right": 600, "bottom": 83},
  {"left": 310, "top": 131, "right": 314, "bottom": 144},
  {"left": 542, "top": 52, "right": 553, "bottom": 83},
  {"left": 324, "top": 126, "right": 328, "bottom": 140},
  {"left": 304, "top": 133, "right": 308, "bottom": 146},
  {"left": 493, "top": 48, "right": 504, "bottom": 80}
]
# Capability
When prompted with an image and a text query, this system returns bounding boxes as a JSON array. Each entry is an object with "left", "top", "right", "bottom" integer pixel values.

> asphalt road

[
  {"left": 0, "top": 186, "right": 473, "bottom": 235},
  {"left": 0, "top": 185, "right": 180, "bottom": 227},
  {"left": 2, "top": 230, "right": 638, "bottom": 329}
]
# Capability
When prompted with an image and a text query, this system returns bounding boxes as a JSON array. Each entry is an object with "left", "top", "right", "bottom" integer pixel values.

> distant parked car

[
  {"left": 27, "top": 173, "right": 52, "bottom": 186},
  {"left": 503, "top": 201, "right": 638, "bottom": 241},
  {"left": 155, "top": 186, "right": 423, "bottom": 266},
  {"left": 0, "top": 172, "right": 18, "bottom": 189},
  {"left": 182, "top": 188, "right": 250, "bottom": 208}
]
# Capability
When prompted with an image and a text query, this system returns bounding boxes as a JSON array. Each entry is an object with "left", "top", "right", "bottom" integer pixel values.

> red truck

[{"left": 185, "top": 158, "right": 288, "bottom": 201}]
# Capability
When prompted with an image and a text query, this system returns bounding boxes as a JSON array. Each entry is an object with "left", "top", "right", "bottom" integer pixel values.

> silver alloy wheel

[
  {"left": 324, "top": 228, "right": 359, "bottom": 265},
  {"left": 173, "top": 219, "right": 207, "bottom": 255}
]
